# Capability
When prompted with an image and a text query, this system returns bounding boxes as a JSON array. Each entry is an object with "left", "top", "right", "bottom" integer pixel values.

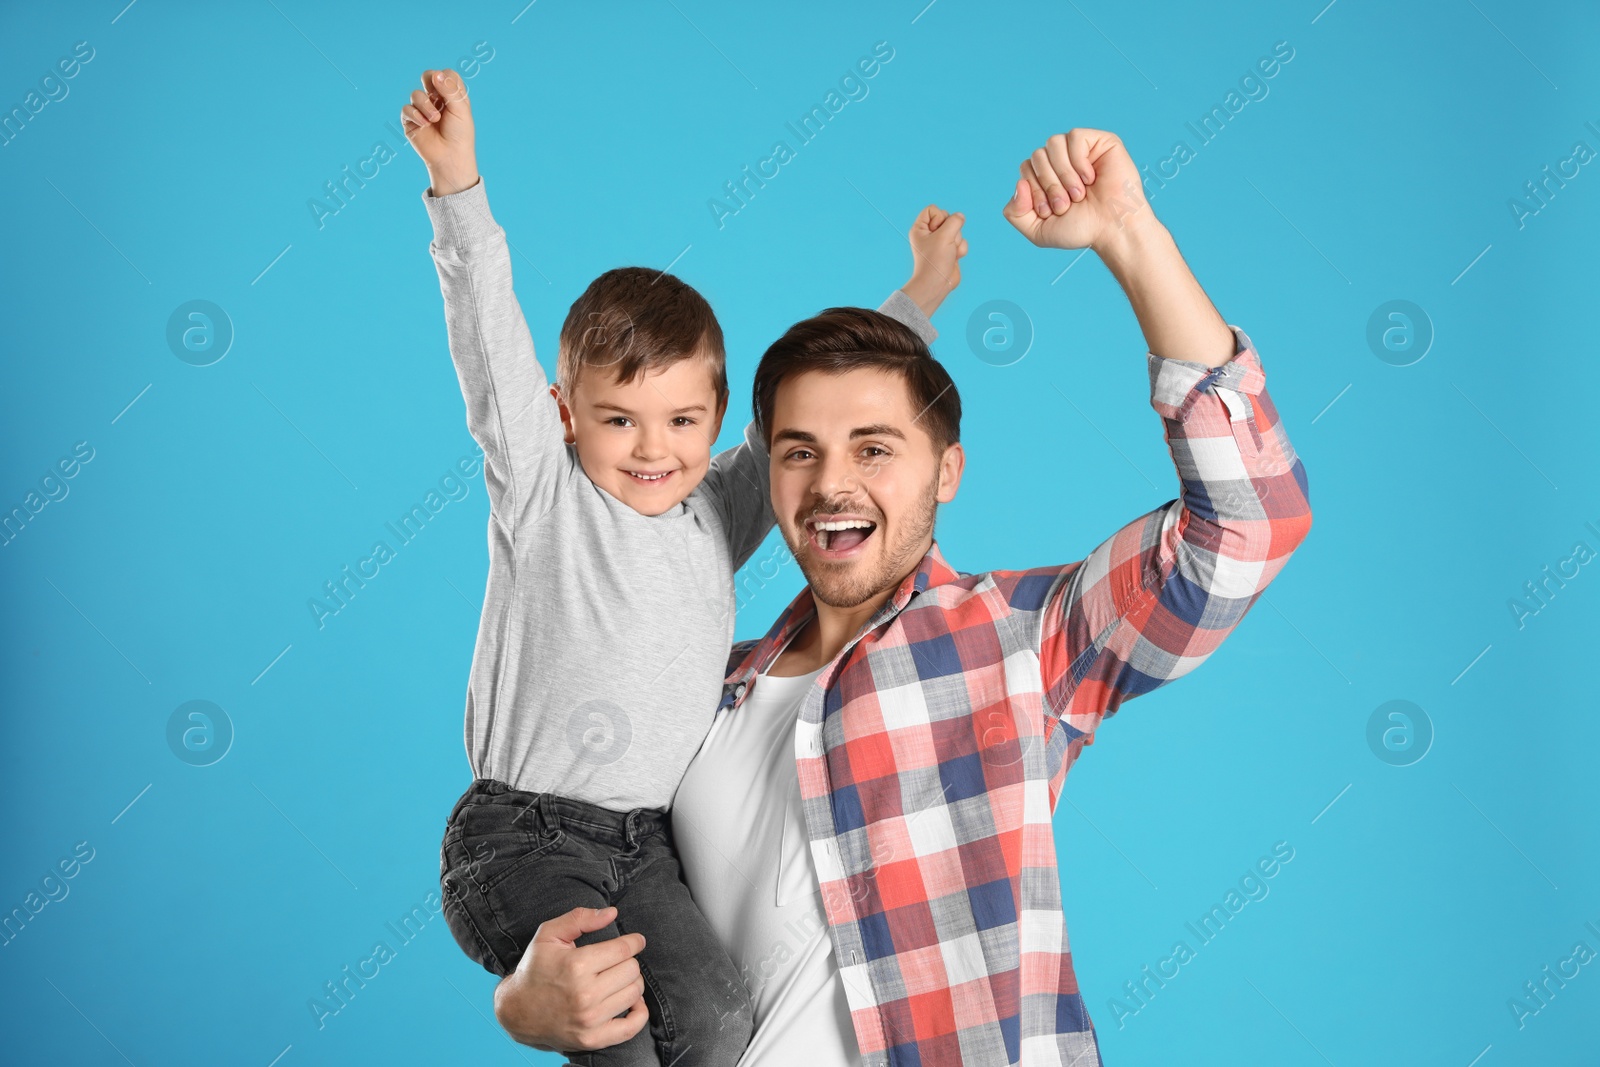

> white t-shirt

[{"left": 671, "top": 659, "right": 859, "bottom": 1066}]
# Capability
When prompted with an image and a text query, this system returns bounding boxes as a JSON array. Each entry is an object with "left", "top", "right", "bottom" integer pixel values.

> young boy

[{"left": 400, "top": 68, "right": 966, "bottom": 1064}]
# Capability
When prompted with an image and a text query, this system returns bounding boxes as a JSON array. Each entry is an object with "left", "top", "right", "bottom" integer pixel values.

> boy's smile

[{"left": 554, "top": 351, "right": 727, "bottom": 516}]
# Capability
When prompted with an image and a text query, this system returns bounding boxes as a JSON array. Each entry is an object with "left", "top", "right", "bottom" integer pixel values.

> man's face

[
  {"left": 554, "top": 353, "right": 727, "bottom": 516},
  {"left": 769, "top": 367, "right": 963, "bottom": 609}
]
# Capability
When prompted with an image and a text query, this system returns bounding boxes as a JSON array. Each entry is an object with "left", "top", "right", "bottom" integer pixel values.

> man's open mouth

[{"left": 805, "top": 515, "right": 878, "bottom": 557}]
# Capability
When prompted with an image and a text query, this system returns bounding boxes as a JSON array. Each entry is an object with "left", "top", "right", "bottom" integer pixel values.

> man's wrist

[
  {"left": 1093, "top": 212, "right": 1173, "bottom": 284},
  {"left": 492, "top": 973, "right": 553, "bottom": 1050}
]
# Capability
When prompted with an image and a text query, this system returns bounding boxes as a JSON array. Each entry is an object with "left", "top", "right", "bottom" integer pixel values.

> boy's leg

[
  {"left": 610, "top": 812, "right": 753, "bottom": 1067},
  {"left": 439, "top": 782, "right": 660, "bottom": 1066}
]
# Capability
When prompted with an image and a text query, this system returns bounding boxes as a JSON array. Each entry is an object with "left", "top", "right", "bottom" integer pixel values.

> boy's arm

[
  {"left": 702, "top": 206, "right": 969, "bottom": 573},
  {"left": 405, "top": 69, "right": 571, "bottom": 531}
]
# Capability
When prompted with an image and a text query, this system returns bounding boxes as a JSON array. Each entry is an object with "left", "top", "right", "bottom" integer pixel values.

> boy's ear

[
  {"left": 551, "top": 384, "right": 578, "bottom": 445},
  {"left": 710, "top": 391, "right": 729, "bottom": 438},
  {"left": 935, "top": 442, "right": 965, "bottom": 504}
]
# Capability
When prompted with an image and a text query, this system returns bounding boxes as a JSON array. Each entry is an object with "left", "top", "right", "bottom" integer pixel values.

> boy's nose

[{"left": 633, "top": 426, "right": 669, "bottom": 460}]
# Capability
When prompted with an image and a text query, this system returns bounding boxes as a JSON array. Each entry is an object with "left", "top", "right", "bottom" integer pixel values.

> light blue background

[{"left": 3, "top": 1, "right": 1596, "bottom": 1064}]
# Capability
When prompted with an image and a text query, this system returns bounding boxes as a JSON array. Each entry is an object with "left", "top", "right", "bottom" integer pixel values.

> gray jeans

[{"left": 439, "top": 778, "right": 753, "bottom": 1067}]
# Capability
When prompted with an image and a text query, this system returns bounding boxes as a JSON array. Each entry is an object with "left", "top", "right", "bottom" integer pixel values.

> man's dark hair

[
  {"left": 753, "top": 306, "right": 962, "bottom": 451},
  {"left": 557, "top": 268, "right": 727, "bottom": 402}
]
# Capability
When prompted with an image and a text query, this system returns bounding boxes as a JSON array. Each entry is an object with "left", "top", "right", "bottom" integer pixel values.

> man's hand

[
  {"left": 902, "top": 204, "right": 968, "bottom": 320},
  {"left": 401, "top": 68, "right": 480, "bottom": 197},
  {"left": 1002, "top": 129, "right": 1155, "bottom": 257},
  {"left": 1004, "top": 127, "right": 1233, "bottom": 366},
  {"left": 492, "top": 905, "right": 650, "bottom": 1051}
]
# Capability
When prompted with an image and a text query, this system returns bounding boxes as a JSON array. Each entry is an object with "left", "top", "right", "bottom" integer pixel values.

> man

[{"left": 489, "top": 127, "right": 1313, "bottom": 1065}]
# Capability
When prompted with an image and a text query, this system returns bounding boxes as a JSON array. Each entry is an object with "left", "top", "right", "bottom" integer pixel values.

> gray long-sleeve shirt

[{"left": 423, "top": 178, "right": 937, "bottom": 811}]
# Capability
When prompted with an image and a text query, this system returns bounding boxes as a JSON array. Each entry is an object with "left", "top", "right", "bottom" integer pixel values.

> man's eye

[
  {"left": 786, "top": 449, "right": 814, "bottom": 462},
  {"left": 862, "top": 446, "right": 890, "bottom": 458}
]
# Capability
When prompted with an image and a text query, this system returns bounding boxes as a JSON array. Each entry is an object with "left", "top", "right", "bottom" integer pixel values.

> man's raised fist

[{"left": 1002, "top": 128, "right": 1152, "bottom": 254}]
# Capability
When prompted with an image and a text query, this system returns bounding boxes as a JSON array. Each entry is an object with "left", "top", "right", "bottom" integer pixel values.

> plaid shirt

[{"left": 717, "top": 325, "right": 1312, "bottom": 1065}]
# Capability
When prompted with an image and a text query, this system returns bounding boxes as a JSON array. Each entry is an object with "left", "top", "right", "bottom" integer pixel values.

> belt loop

[
  {"left": 623, "top": 810, "right": 639, "bottom": 846},
  {"left": 535, "top": 793, "right": 554, "bottom": 835}
]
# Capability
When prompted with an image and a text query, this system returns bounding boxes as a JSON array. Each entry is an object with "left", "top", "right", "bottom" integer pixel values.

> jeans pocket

[
  {"left": 439, "top": 818, "right": 512, "bottom": 975},
  {"left": 442, "top": 799, "right": 571, "bottom": 974},
  {"left": 440, "top": 870, "right": 508, "bottom": 975}
]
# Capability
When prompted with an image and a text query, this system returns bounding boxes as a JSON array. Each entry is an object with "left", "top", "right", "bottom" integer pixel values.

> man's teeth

[{"left": 812, "top": 518, "right": 874, "bottom": 551}]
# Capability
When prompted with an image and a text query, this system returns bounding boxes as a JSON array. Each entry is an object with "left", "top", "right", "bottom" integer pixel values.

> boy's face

[
  {"left": 768, "top": 367, "right": 963, "bottom": 608},
  {"left": 553, "top": 352, "right": 727, "bottom": 516}
]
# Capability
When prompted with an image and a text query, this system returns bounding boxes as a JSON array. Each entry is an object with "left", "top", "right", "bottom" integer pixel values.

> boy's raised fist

[
  {"left": 402, "top": 68, "right": 479, "bottom": 197},
  {"left": 903, "top": 205, "right": 968, "bottom": 318}
]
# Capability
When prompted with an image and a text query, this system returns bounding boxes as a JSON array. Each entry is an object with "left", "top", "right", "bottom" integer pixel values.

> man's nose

[{"left": 812, "top": 449, "right": 864, "bottom": 502}]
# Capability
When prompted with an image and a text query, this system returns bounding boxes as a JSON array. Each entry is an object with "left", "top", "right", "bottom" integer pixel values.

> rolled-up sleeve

[{"left": 1037, "top": 324, "right": 1313, "bottom": 745}]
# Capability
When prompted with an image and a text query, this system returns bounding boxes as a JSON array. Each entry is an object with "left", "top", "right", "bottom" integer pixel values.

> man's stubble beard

[{"left": 784, "top": 473, "right": 940, "bottom": 610}]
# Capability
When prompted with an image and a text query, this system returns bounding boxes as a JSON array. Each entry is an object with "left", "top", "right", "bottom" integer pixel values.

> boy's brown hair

[
  {"left": 557, "top": 267, "right": 727, "bottom": 403},
  {"left": 753, "top": 306, "right": 962, "bottom": 451}
]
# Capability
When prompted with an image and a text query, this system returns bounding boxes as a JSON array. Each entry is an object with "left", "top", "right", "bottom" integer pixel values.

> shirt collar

[{"left": 724, "top": 541, "right": 959, "bottom": 702}]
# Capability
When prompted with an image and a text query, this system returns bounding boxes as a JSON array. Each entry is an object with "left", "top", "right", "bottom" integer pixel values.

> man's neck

[{"left": 770, "top": 539, "right": 932, "bottom": 676}]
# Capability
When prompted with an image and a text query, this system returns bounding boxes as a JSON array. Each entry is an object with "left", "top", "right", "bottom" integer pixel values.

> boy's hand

[
  {"left": 1002, "top": 128, "right": 1155, "bottom": 256},
  {"left": 401, "top": 68, "right": 480, "bottom": 197},
  {"left": 902, "top": 205, "right": 967, "bottom": 320}
]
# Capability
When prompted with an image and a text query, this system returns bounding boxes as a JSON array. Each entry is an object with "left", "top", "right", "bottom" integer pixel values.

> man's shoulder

[{"left": 918, "top": 562, "right": 1078, "bottom": 615}]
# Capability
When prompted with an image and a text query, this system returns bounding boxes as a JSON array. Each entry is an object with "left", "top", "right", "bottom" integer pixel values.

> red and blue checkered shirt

[{"left": 717, "top": 325, "right": 1312, "bottom": 1065}]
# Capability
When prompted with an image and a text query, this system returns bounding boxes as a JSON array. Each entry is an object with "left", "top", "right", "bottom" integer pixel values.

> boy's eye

[
  {"left": 672, "top": 416, "right": 698, "bottom": 427},
  {"left": 606, "top": 417, "right": 633, "bottom": 428}
]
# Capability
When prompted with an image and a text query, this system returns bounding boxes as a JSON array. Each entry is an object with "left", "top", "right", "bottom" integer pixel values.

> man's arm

[
  {"left": 1001, "top": 129, "right": 1313, "bottom": 742},
  {"left": 404, "top": 68, "right": 572, "bottom": 532},
  {"left": 701, "top": 206, "right": 968, "bottom": 572}
]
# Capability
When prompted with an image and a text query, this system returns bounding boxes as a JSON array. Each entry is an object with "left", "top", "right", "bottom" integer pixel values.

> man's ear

[
  {"left": 936, "top": 442, "right": 965, "bottom": 504},
  {"left": 551, "top": 384, "right": 577, "bottom": 445}
]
